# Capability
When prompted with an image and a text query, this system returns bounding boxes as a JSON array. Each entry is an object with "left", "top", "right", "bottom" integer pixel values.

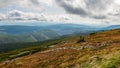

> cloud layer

[
  {"left": 0, "top": 0, "right": 120, "bottom": 26},
  {"left": 56, "top": 0, "right": 114, "bottom": 19},
  {"left": 0, "top": 0, "right": 15, "bottom": 7},
  {"left": 0, "top": 10, "right": 71, "bottom": 22},
  {"left": 0, "top": 0, "right": 45, "bottom": 12}
]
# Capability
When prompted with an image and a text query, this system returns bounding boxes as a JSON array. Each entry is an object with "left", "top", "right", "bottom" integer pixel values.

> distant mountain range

[
  {"left": 0, "top": 30, "right": 61, "bottom": 44},
  {"left": 103, "top": 25, "right": 120, "bottom": 30},
  {"left": 0, "top": 24, "right": 119, "bottom": 44},
  {"left": 0, "top": 25, "right": 60, "bottom": 44}
]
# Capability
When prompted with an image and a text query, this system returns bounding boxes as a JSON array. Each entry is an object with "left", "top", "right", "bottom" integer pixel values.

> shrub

[
  {"left": 118, "top": 30, "right": 120, "bottom": 33},
  {"left": 77, "top": 36, "right": 85, "bottom": 43},
  {"left": 90, "top": 32, "right": 97, "bottom": 35}
]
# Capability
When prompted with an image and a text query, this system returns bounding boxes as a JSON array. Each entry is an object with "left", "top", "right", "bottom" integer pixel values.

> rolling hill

[
  {"left": 0, "top": 29, "right": 120, "bottom": 68},
  {"left": 0, "top": 29, "right": 61, "bottom": 44},
  {"left": 102, "top": 25, "right": 120, "bottom": 30},
  {"left": 0, "top": 24, "right": 100, "bottom": 44}
]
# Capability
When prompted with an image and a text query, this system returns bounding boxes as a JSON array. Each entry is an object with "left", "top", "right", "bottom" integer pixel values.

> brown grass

[{"left": 0, "top": 29, "right": 120, "bottom": 68}]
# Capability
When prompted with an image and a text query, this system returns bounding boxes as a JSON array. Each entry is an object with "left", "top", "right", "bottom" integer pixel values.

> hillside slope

[
  {"left": 0, "top": 24, "right": 97, "bottom": 44},
  {"left": 0, "top": 29, "right": 61, "bottom": 44},
  {"left": 0, "top": 29, "right": 120, "bottom": 68}
]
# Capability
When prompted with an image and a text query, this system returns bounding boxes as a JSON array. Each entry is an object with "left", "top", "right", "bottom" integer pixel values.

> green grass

[
  {"left": 78, "top": 49, "right": 120, "bottom": 68},
  {"left": 0, "top": 36, "right": 77, "bottom": 62}
]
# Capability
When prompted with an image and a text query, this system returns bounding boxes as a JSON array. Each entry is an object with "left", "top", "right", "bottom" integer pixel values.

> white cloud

[
  {"left": 0, "top": 0, "right": 45, "bottom": 12},
  {"left": 1, "top": 10, "right": 70, "bottom": 22},
  {"left": 18, "top": 0, "right": 45, "bottom": 12},
  {"left": 7, "top": 10, "right": 45, "bottom": 21},
  {"left": 55, "top": 0, "right": 114, "bottom": 19},
  {"left": 0, "top": 0, "right": 16, "bottom": 7},
  {"left": 0, "top": 13, "right": 6, "bottom": 20}
]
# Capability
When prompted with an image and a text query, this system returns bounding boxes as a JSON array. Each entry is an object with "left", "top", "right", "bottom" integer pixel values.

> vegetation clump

[
  {"left": 90, "top": 32, "right": 97, "bottom": 35},
  {"left": 77, "top": 36, "right": 85, "bottom": 43}
]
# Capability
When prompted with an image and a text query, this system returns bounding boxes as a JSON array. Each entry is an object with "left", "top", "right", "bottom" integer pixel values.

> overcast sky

[{"left": 0, "top": 0, "right": 120, "bottom": 26}]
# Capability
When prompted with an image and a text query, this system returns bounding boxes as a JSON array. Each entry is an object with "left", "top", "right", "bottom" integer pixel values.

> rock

[
  {"left": 80, "top": 46, "right": 84, "bottom": 50},
  {"left": 3, "top": 60, "right": 10, "bottom": 65}
]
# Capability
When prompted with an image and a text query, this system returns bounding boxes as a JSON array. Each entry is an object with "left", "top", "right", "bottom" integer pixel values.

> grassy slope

[
  {"left": 0, "top": 36, "right": 73, "bottom": 61},
  {"left": 0, "top": 29, "right": 120, "bottom": 68}
]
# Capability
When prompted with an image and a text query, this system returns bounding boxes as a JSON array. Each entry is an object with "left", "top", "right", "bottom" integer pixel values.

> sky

[{"left": 0, "top": 0, "right": 120, "bottom": 26}]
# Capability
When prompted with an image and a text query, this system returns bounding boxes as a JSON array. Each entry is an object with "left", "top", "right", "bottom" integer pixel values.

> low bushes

[{"left": 77, "top": 36, "right": 85, "bottom": 43}]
